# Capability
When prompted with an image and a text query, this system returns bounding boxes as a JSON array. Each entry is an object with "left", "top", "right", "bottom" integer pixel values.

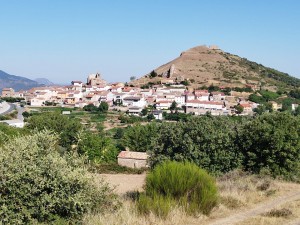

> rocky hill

[
  {"left": 34, "top": 78, "right": 54, "bottom": 86},
  {"left": 132, "top": 45, "right": 300, "bottom": 91},
  {"left": 0, "top": 70, "right": 41, "bottom": 91}
]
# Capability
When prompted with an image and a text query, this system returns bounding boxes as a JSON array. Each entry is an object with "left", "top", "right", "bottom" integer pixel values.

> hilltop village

[{"left": 0, "top": 72, "right": 295, "bottom": 118}]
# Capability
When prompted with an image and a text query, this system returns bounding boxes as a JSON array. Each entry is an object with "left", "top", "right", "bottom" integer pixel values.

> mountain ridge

[
  {"left": 0, "top": 70, "right": 40, "bottom": 91},
  {"left": 132, "top": 45, "right": 300, "bottom": 91}
]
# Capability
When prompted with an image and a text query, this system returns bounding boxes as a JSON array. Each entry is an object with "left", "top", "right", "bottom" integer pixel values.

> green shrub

[
  {"left": 149, "top": 116, "right": 244, "bottom": 175},
  {"left": 239, "top": 112, "right": 300, "bottom": 181},
  {"left": 137, "top": 161, "right": 218, "bottom": 217},
  {"left": 0, "top": 130, "right": 118, "bottom": 224},
  {"left": 26, "top": 112, "right": 82, "bottom": 149},
  {"left": 77, "top": 131, "right": 119, "bottom": 163}
]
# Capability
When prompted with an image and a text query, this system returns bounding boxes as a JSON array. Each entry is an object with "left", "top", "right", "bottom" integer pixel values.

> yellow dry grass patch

[
  {"left": 85, "top": 171, "right": 300, "bottom": 225},
  {"left": 236, "top": 199, "right": 300, "bottom": 225}
]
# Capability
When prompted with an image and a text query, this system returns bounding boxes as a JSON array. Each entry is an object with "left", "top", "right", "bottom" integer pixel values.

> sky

[{"left": 0, "top": 0, "right": 300, "bottom": 84}]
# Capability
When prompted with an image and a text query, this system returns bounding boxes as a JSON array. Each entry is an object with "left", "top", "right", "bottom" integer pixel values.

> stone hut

[{"left": 117, "top": 151, "right": 148, "bottom": 169}]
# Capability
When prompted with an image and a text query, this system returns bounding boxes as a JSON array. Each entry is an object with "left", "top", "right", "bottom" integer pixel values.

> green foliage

[
  {"left": 259, "top": 90, "right": 280, "bottom": 101},
  {"left": 149, "top": 70, "right": 158, "bottom": 78},
  {"left": 281, "top": 98, "right": 293, "bottom": 111},
  {"left": 232, "top": 87, "right": 253, "bottom": 92},
  {"left": 137, "top": 161, "right": 218, "bottom": 217},
  {"left": 98, "top": 102, "right": 109, "bottom": 113},
  {"left": 22, "top": 111, "right": 31, "bottom": 118},
  {"left": 149, "top": 117, "right": 243, "bottom": 175},
  {"left": 146, "top": 113, "right": 155, "bottom": 121},
  {"left": 208, "top": 85, "right": 220, "bottom": 92},
  {"left": 77, "top": 131, "right": 118, "bottom": 163},
  {"left": 0, "top": 131, "right": 118, "bottom": 224},
  {"left": 239, "top": 57, "right": 300, "bottom": 87},
  {"left": 180, "top": 80, "right": 189, "bottom": 86},
  {"left": 248, "top": 94, "right": 266, "bottom": 104},
  {"left": 249, "top": 90, "right": 280, "bottom": 104},
  {"left": 113, "top": 128, "right": 125, "bottom": 139},
  {"left": 253, "top": 103, "right": 273, "bottom": 115},
  {"left": 122, "top": 123, "right": 160, "bottom": 152},
  {"left": 0, "top": 115, "right": 10, "bottom": 120},
  {"left": 163, "top": 111, "right": 191, "bottom": 121},
  {"left": 118, "top": 114, "right": 146, "bottom": 124},
  {"left": 234, "top": 105, "right": 244, "bottom": 114},
  {"left": 169, "top": 101, "right": 177, "bottom": 111},
  {"left": 92, "top": 163, "right": 147, "bottom": 174},
  {"left": 0, "top": 97, "right": 24, "bottom": 102},
  {"left": 238, "top": 112, "right": 300, "bottom": 181},
  {"left": 83, "top": 103, "right": 98, "bottom": 112},
  {"left": 26, "top": 112, "right": 82, "bottom": 149},
  {"left": 0, "top": 123, "right": 28, "bottom": 146},
  {"left": 141, "top": 108, "right": 148, "bottom": 116},
  {"left": 289, "top": 89, "right": 300, "bottom": 99}
]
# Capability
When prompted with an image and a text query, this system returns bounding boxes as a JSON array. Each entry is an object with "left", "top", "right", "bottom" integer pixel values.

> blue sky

[{"left": 0, "top": 0, "right": 299, "bottom": 83}]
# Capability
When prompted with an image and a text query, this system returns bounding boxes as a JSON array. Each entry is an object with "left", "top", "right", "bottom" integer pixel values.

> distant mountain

[
  {"left": 34, "top": 78, "right": 54, "bottom": 86},
  {"left": 0, "top": 70, "right": 40, "bottom": 91},
  {"left": 132, "top": 45, "right": 300, "bottom": 91}
]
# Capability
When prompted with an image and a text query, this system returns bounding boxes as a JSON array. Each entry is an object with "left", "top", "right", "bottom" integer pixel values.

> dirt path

[
  {"left": 210, "top": 191, "right": 300, "bottom": 225},
  {"left": 97, "top": 173, "right": 146, "bottom": 194},
  {"left": 288, "top": 218, "right": 300, "bottom": 225}
]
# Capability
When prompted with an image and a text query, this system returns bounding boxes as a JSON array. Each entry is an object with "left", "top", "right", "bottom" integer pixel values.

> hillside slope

[
  {"left": 0, "top": 70, "right": 40, "bottom": 91},
  {"left": 132, "top": 45, "right": 300, "bottom": 90}
]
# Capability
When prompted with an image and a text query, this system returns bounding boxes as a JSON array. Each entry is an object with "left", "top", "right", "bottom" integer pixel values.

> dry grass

[
  {"left": 236, "top": 199, "right": 300, "bottom": 225},
  {"left": 85, "top": 170, "right": 300, "bottom": 225}
]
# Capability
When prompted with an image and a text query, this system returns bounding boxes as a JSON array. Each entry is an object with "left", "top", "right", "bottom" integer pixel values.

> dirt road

[
  {"left": 98, "top": 173, "right": 146, "bottom": 194},
  {"left": 210, "top": 191, "right": 300, "bottom": 225}
]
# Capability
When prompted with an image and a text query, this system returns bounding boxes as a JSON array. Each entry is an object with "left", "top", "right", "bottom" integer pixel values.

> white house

[
  {"left": 30, "top": 98, "right": 45, "bottom": 106},
  {"left": 175, "top": 94, "right": 186, "bottom": 106},
  {"left": 155, "top": 100, "right": 172, "bottom": 110},
  {"left": 123, "top": 96, "right": 147, "bottom": 108}
]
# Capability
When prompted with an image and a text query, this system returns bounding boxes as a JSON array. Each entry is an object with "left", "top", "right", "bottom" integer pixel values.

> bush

[
  {"left": 239, "top": 112, "right": 300, "bottom": 181},
  {"left": 149, "top": 117, "right": 243, "bottom": 175},
  {"left": 122, "top": 123, "right": 160, "bottom": 152},
  {"left": 137, "top": 161, "right": 218, "bottom": 217},
  {"left": 0, "top": 131, "right": 118, "bottom": 224},
  {"left": 77, "top": 131, "right": 119, "bottom": 163},
  {"left": 26, "top": 112, "right": 82, "bottom": 149}
]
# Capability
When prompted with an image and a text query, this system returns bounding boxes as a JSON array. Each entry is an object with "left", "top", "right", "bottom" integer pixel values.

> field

[{"left": 84, "top": 171, "right": 300, "bottom": 225}]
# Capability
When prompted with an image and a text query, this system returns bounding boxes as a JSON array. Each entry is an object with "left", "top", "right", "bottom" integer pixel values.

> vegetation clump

[
  {"left": 137, "top": 161, "right": 218, "bottom": 218},
  {"left": 0, "top": 131, "right": 118, "bottom": 224}
]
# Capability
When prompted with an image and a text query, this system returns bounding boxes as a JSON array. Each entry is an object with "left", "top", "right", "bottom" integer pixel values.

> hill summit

[
  {"left": 132, "top": 45, "right": 300, "bottom": 91},
  {"left": 0, "top": 70, "right": 40, "bottom": 91}
]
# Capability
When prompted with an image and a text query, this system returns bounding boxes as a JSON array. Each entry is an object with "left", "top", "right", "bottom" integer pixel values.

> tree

[
  {"left": 281, "top": 98, "right": 293, "bottom": 111},
  {"left": 149, "top": 117, "right": 243, "bottom": 175},
  {"left": 0, "top": 131, "right": 117, "bottom": 223},
  {"left": 130, "top": 76, "right": 136, "bottom": 81},
  {"left": 149, "top": 70, "right": 158, "bottom": 78},
  {"left": 294, "top": 106, "right": 300, "bottom": 116},
  {"left": 77, "top": 131, "right": 118, "bottom": 163},
  {"left": 141, "top": 108, "right": 148, "bottom": 116},
  {"left": 26, "top": 112, "right": 82, "bottom": 149},
  {"left": 122, "top": 123, "right": 160, "bottom": 152},
  {"left": 180, "top": 80, "right": 189, "bottom": 86},
  {"left": 169, "top": 101, "right": 177, "bottom": 112},
  {"left": 147, "top": 113, "right": 155, "bottom": 121},
  {"left": 238, "top": 112, "right": 300, "bottom": 180},
  {"left": 22, "top": 111, "right": 31, "bottom": 118},
  {"left": 83, "top": 103, "right": 98, "bottom": 112},
  {"left": 289, "top": 89, "right": 300, "bottom": 99},
  {"left": 98, "top": 101, "right": 109, "bottom": 113},
  {"left": 235, "top": 105, "right": 244, "bottom": 114}
]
